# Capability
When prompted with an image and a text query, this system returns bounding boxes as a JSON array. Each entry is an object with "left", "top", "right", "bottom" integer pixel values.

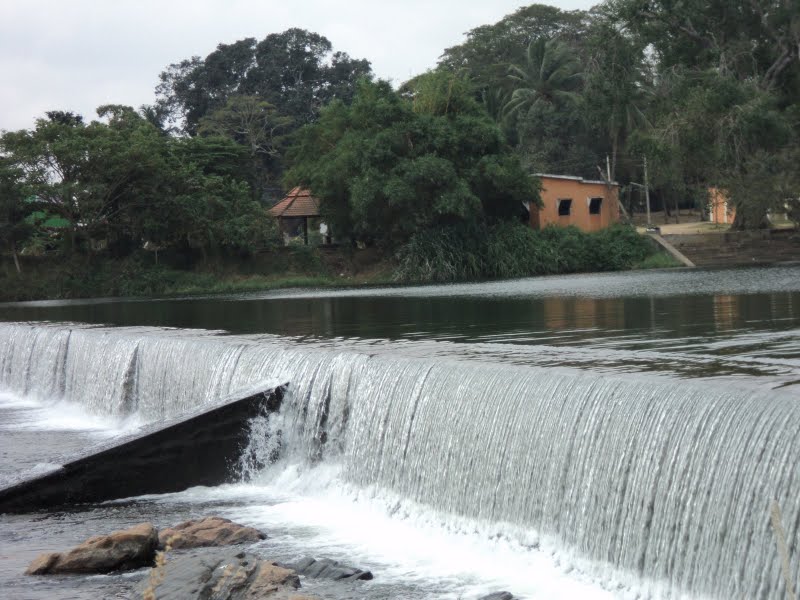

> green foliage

[
  {"left": 197, "top": 95, "right": 294, "bottom": 201},
  {"left": 634, "top": 252, "right": 681, "bottom": 269},
  {"left": 631, "top": 70, "right": 794, "bottom": 226},
  {"left": 0, "top": 159, "right": 36, "bottom": 272},
  {"left": 0, "top": 105, "right": 280, "bottom": 261},
  {"left": 285, "top": 78, "right": 534, "bottom": 247},
  {"left": 156, "top": 29, "right": 372, "bottom": 134},
  {"left": 439, "top": 5, "right": 589, "bottom": 93},
  {"left": 433, "top": 2, "right": 799, "bottom": 227},
  {"left": 395, "top": 223, "right": 654, "bottom": 282}
]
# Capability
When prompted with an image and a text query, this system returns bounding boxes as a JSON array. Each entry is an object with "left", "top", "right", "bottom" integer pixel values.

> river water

[{"left": 0, "top": 266, "right": 798, "bottom": 599}]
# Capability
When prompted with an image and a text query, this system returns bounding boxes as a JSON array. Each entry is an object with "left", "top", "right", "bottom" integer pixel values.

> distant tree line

[
  {"left": 435, "top": 1, "right": 800, "bottom": 229},
  {"left": 1, "top": 4, "right": 799, "bottom": 275}
]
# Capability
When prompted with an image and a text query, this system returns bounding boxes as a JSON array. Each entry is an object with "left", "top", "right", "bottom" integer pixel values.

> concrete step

[{"left": 661, "top": 232, "right": 800, "bottom": 267}]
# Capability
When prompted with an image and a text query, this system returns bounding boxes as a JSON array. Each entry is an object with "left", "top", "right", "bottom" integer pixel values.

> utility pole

[
  {"left": 643, "top": 155, "right": 651, "bottom": 226},
  {"left": 606, "top": 154, "right": 611, "bottom": 182}
]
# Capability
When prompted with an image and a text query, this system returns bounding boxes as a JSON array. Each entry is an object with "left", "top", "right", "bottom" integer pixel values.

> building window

[
  {"left": 589, "top": 197, "right": 603, "bottom": 215},
  {"left": 558, "top": 199, "right": 572, "bottom": 216}
]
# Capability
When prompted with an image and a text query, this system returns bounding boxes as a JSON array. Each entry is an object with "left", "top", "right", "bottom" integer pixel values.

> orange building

[
  {"left": 529, "top": 174, "right": 620, "bottom": 232},
  {"left": 708, "top": 187, "right": 735, "bottom": 225}
]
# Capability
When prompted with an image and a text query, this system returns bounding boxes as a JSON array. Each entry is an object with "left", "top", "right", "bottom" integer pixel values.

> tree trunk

[
  {"left": 674, "top": 195, "right": 680, "bottom": 224},
  {"left": 11, "top": 243, "right": 21, "bottom": 274},
  {"left": 731, "top": 206, "right": 770, "bottom": 230},
  {"left": 610, "top": 133, "right": 619, "bottom": 182}
]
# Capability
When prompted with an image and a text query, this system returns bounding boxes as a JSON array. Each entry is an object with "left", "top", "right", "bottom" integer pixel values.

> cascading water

[{"left": 0, "top": 321, "right": 797, "bottom": 599}]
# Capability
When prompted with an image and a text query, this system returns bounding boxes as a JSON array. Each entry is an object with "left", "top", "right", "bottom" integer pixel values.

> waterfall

[{"left": 0, "top": 321, "right": 797, "bottom": 599}]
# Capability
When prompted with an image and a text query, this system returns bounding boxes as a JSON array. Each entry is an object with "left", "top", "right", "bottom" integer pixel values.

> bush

[{"left": 394, "top": 223, "right": 656, "bottom": 282}]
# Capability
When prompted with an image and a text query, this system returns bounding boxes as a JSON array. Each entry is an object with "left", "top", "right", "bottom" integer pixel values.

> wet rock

[
  {"left": 288, "top": 556, "right": 373, "bottom": 581},
  {"left": 26, "top": 522, "right": 158, "bottom": 575},
  {"left": 478, "top": 593, "right": 514, "bottom": 600},
  {"left": 158, "top": 516, "right": 266, "bottom": 550},
  {"left": 140, "top": 548, "right": 318, "bottom": 599}
]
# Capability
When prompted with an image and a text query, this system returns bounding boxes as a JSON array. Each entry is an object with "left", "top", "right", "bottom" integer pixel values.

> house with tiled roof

[{"left": 269, "top": 187, "right": 331, "bottom": 245}]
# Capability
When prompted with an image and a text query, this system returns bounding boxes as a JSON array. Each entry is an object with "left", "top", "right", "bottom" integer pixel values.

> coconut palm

[{"left": 503, "top": 38, "right": 583, "bottom": 119}]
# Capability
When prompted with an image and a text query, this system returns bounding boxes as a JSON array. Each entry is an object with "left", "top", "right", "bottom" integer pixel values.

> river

[{"left": 0, "top": 265, "right": 798, "bottom": 599}]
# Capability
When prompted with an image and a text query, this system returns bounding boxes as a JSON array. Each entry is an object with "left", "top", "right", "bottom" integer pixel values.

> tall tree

[
  {"left": 504, "top": 38, "right": 592, "bottom": 174},
  {"left": 0, "top": 159, "right": 34, "bottom": 273},
  {"left": 609, "top": 0, "right": 800, "bottom": 93},
  {"left": 197, "top": 95, "right": 293, "bottom": 201},
  {"left": 582, "top": 13, "right": 651, "bottom": 180},
  {"left": 285, "top": 77, "right": 534, "bottom": 247},
  {"left": 439, "top": 4, "right": 589, "bottom": 92},
  {"left": 504, "top": 38, "right": 583, "bottom": 117},
  {"left": 156, "top": 29, "right": 371, "bottom": 135}
]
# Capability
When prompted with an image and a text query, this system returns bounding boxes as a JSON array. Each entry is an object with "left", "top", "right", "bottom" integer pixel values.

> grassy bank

[
  {"left": 0, "top": 225, "right": 676, "bottom": 302},
  {"left": 0, "top": 247, "right": 393, "bottom": 302},
  {"left": 395, "top": 223, "right": 673, "bottom": 283}
]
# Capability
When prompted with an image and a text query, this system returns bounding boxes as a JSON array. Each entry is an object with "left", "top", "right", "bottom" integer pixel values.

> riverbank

[
  {"left": 0, "top": 247, "right": 395, "bottom": 302},
  {"left": 0, "top": 226, "right": 679, "bottom": 302}
]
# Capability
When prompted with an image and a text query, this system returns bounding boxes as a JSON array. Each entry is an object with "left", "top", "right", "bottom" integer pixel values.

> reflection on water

[{"left": 0, "top": 266, "right": 798, "bottom": 384}]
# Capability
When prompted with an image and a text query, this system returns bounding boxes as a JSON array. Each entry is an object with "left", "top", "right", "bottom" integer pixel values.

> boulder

[
  {"left": 478, "top": 593, "right": 514, "bottom": 600},
  {"left": 158, "top": 516, "right": 266, "bottom": 550},
  {"left": 288, "top": 556, "right": 373, "bottom": 581},
  {"left": 140, "top": 548, "right": 319, "bottom": 599},
  {"left": 26, "top": 522, "right": 158, "bottom": 575}
]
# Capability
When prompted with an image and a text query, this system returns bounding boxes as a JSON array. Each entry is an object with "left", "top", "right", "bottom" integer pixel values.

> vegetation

[
  {"left": 0, "top": 248, "right": 392, "bottom": 302},
  {"left": 285, "top": 76, "right": 535, "bottom": 247},
  {"left": 437, "top": 1, "right": 799, "bottom": 227},
  {"left": 395, "top": 224, "right": 655, "bottom": 283},
  {"left": 2, "top": 2, "right": 797, "bottom": 300}
]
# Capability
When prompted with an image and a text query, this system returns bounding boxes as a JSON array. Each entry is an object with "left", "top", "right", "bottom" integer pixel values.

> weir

[
  {"left": 0, "top": 321, "right": 798, "bottom": 599},
  {"left": 0, "top": 383, "right": 285, "bottom": 513}
]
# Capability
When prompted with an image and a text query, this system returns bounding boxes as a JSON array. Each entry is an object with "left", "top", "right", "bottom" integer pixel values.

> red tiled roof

[{"left": 268, "top": 187, "right": 321, "bottom": 218}]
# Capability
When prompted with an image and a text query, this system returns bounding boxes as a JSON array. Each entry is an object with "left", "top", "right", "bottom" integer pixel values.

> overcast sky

[{"left": 0, "top": 0, "right": 593, "bottom": 132}]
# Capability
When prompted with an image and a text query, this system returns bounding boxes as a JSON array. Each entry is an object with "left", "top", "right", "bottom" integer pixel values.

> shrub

[{"left": 394, "top": 223, "right": 656, "bottom": 282}]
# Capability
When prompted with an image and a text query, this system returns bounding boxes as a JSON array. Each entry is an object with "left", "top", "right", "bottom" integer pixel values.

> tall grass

[{"left": 395, "top": 223, "right": 657, "bottom": 283}]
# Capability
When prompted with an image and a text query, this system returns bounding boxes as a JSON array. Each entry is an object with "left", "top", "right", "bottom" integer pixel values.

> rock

[
  {"left": 26, "top": 522, "right": 158, "bottom": 575},
  {"left": 139, "top": 548, "right": 318, "bottom": 599},
  {"left": 25, "top": 553, "right": 59, "bottom": 576},
  {"left": 288, "top": 556, "right": 373, "bottom": 581},
  {"left": 478, "top": 593, "right": 514, "bottom": 600},
  {"left": 158, "top": 516, "right": 266, "bottom": 550}
]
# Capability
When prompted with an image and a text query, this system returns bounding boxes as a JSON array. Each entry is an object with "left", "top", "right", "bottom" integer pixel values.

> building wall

[
  {"left": 708, "top": 187, "right": 735, "bottom": 225},
  {"left": 530, "top": 177, "right": 620, "bottom": 232}
]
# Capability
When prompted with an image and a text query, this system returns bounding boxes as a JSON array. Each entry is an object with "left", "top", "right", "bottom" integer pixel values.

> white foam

[
  {"left": 0, "top": 389, "right": 142, "bottom": 436},
  {"left": 148, "top": 462, "right": 694, "bottom": 600}
]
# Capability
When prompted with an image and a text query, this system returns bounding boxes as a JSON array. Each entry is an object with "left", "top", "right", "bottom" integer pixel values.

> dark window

[
  {"left": 558, "top": 199, "right": 572, "bottom": 216},
  {"left": 589, "top": 197, "right": 603, "bottom": 215}
]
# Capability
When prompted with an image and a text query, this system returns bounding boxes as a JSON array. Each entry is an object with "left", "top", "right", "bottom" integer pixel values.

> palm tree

[{"left": 503, "top": 38, "right": 583, "bottom": 119}]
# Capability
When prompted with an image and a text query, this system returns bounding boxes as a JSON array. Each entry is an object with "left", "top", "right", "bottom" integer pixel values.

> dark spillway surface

[{"left": 0, "top": 383, "right": 285, "bottom": 513}]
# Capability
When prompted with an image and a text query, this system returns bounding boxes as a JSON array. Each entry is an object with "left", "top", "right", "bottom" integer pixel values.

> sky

[{"left": 0, "top": 0, "right": 593, "bottom": 132}]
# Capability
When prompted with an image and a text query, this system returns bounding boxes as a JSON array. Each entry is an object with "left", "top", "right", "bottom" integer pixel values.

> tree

[
  {"left": 285, "top": 77, "right": 534, "bottom": 247},
  {"left": 504, "top": 38, "right": 583, "bottom": 117},
  {"left": 0, "top": 111, "right": 90, "bottom": 252},
  {"left": 197, "top": 95, "right": 293, "bottom": 201},
  {"left": 630, "top": 71, "right": 793, "bottom": 227},
  {"left": 582, "top": 14, "right": 651, "bottom": 180},
  {"left": 439, "top": 4, "right": 589, "bottom": 92},
  {"left": 0, "top": 159, "right": 34, "bottom": 273},
  {"left": 1, "top": 105, "right": 278, "bottom": 260},
  {"left": 504, "top": 39, "right": 591, "bottom": 174},
  {"left": 608, "top": 0, "right": 800, "bottom": 93},
  {"left": 156, "top": 29, "right": 372, "bottom": 135}
]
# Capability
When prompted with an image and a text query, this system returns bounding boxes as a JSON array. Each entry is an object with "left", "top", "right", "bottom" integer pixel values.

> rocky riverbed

[{"left": 23, "top": 516, "right": 515, "bottom": 600}]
